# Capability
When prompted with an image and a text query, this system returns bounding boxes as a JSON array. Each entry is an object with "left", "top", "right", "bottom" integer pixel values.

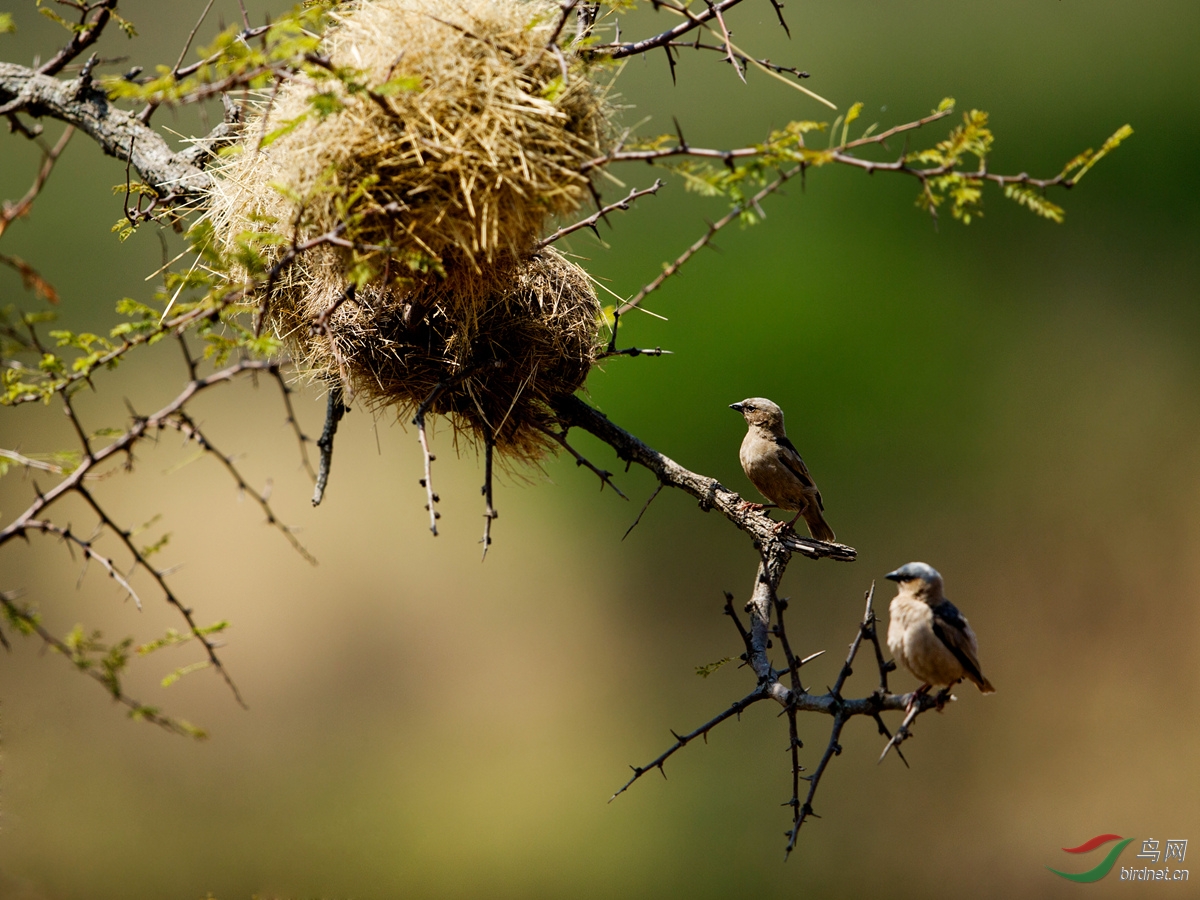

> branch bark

[{"left": 0, "top": 63, "right": 211, "bottom": 200}]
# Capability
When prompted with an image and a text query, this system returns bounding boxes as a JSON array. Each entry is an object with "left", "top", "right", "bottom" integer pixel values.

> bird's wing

[
  {"left": 930, "top": 599, "right": 988, "bottom": 686},
  {"left": 775, "top": 435, "right": 823, "bottom": 509}
]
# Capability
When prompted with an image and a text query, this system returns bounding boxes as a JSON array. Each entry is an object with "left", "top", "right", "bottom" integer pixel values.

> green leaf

[
  {"left": 1069, "top": 124, "right": 1133, "bottom": 184},
  {"left": 375, "top": 74, "right": 421, "bottom": 96},
  {"left": 0, "top": 13, "right": 16, "bottom": 34},
  {"left": 258, "top": 114, "right": 306, "bottom": 148},
  {"left": 161, "top": 660, "right": 210, "bottom": 688},
  {"left": 38, "top": 6, "right": 81, "bottom": 33},
  {"left": 696, "top": 657, "right": 733, "bottom": 678},
  {"left": 308, "top": 91, "right": 345, "bottom": 117},
  {"left": 1004, "top": 184, "right": 1065, "bottom": 223}
]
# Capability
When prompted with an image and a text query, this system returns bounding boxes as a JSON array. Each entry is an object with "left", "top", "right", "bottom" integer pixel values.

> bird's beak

[
  {"left": 729, "top": 402, "right": 744, "bottom": 413},
  {"left": 885, "top": 569, "right": 904, "bottom": 582}
]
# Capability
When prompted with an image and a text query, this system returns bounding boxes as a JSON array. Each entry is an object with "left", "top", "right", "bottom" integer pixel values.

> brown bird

[
  {"left": 885, "top": 562, "right": 995, "bottom": 709},
  {"left": 729, "top": 397, "right": 835, "bottom": 542}
]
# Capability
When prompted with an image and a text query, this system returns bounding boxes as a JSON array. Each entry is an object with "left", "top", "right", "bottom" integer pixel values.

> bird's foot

[
  {"left": 736, "top": 500, "right": 766, "bottom": 513},
  {"left": 906, "top": 684, "right": 932, "bottom": 715}
]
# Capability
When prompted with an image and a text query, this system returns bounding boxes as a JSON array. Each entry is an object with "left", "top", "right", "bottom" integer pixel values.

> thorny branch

[
  {"left": 617, "top": 164, "right": 801, "bottom": 315},
  {"left": 0, "top": 589, "right": 205, "bottom": 738},
  {"left": 549, "top": 395, "right": 953, "bottom": 855},
  {"left": 536, "top": 179, "right": 664, "bottom": 249},
  {"left": 1, "top": 355, "right": 319, "bottom": 724},
  {"left": 0, "top": 124, "right": 75, "bottom": 239},
  {"left": 480, "top": 437, "right": 498, "bottom": 560}
]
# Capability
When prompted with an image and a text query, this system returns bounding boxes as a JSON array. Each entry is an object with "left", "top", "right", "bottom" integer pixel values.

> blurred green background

[{"left": 2, "top": 1, "right": 1198, "bottom": 897}]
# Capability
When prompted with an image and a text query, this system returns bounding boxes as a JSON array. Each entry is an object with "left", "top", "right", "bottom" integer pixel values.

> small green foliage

[
  {"left": 139, "top": 531, "right": 172, "bottom": 558},
  {"left": 161, "top": 660, "right": 210, "bottom": 688},
  {"left": 0, "top": 596, "right": 40, "bottom": 636},
  {"left": 696, "top": 656, "right": 733, "bottom": 678},
  {"left": 37, "top": 3, "right": 83, "bottom": 35},
  {"left": 99, "top": 3, "right": 336, "bottom": 108},
  {"left": 61, "top": 625, "right": 133, "bottom": 698},
  {"left": 308, "top": 91, "right": 345, "bottom": 118},
  {"left": 375, "top": 74, "right": 422, "bottom": 96},
  {"left": 1004, "top": 184, "right": 1064, "bottom": 223},
  {"left": 137, "top": 621, "right": 229, "bottom": 656},
  {"left": 0, "top": 14, "right": 15, "bottom": 35},
  {"left": 1060, "top": 123, "right": 1134, "bottom": 185},
  {"left": 112, "top": 12, "right": 137, "bottom": 39}
]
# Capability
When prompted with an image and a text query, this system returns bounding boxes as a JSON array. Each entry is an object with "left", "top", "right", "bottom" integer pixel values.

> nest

[{"left": 205, "top": 0, "right": 613, "bottom": 463}]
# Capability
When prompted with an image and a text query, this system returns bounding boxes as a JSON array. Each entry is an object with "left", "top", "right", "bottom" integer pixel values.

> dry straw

[{"left": 206, "top": 0, "right": 614, "bottom": 462}]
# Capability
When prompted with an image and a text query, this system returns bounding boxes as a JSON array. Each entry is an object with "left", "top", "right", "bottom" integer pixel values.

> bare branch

[
  {"left": 161, "top": 410, "right": 317, "bottom": 566},
  {"left": 312, "top": 382, "right": 347, "bottom": 506},
  {"left": 591, "top": 0, "right": 749, "bottom": 60},
  {"left": 550, "top": 396, "right": 853, "bottom": 560},
  {"left": 0, "top": 124, "right": 75, "bottom": 239},
  {"left": 615, "top": 165, "right": 801, "bottom": 315},
  {"left": 610, "top": 688, "right": 767, "bottom": 801},
  {"left": 536, "top": 179, "right": 664, "bottom": 249},
  {"left": 480, "top": 438, "right": 498, "bottom": 560},
  {"left": 538, "top": 423, "right": 629, "bottom": 500},
  {"left": 37, "top": 0, "right": 118, "bottom": 78}
]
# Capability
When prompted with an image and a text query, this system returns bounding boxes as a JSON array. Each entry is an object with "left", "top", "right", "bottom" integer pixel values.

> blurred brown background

[{"left": 1, "top": 1, "right": 1198, "bottom": 897}]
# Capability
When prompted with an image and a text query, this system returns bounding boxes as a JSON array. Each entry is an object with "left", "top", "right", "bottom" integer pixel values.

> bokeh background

[{"left": 2, "top": 1, "right": 1198, "bottom": 897}]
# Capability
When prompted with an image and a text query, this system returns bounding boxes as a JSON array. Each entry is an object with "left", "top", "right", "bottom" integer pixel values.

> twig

[
  {"left": 616, "top": 164, "right": 802, "bottom": 315},
  {"left": 666, "top": 39, "right": 807, "bottom": 80},
  {"left": 536, "top": 180, "right": 664, "bottom": 249},
  {"left": 538, "top": 424, "right": 629, "bottom": 500},
  {"left": 0, "top": 590, "right": 203, "bottom": 738},
  {"left": 622, "top": 481, "right": 663, "bottom": 540},
  {"left": 599, "top": 308, "right": 673, "bottom": 360},
  {"left": 162, "top": 411, "right": 317, "bottom": 566},
  {"left": 36, "top": 0, "right": 118, "bottom": 78},
  {"left": 312, "top": 382, "right": 347, "bottom": 506},
  {"left": 22, "top": 519, "right": 143, "bottom": 609},
  {"left": 591, "top": 0, "right": 749, "bottom": 60},
  {"left": 0, "top": 124, "right": 75, "bottom": 239},
  {"left": 269, "top": 366, "right": 317, "bottom": 484},
  {"left": 415, "top": 384, "right": 446, "bottom": 536},
  {"left": 480, "top": 437, "right": 498, "bottom": 560},
  {"left": 610, "top": 688, "right": 767, "bottom": 801},
  {"left": 703, "top": 0, "right": 744, "bottom": 82}
]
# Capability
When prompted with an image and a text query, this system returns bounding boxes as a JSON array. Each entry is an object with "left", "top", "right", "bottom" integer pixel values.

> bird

[
  {"left": 729, "top": 397, "right": 835, "bottom": 542},
  {"left": 885, "top": 561, "right": 995, "bottom": 709}
]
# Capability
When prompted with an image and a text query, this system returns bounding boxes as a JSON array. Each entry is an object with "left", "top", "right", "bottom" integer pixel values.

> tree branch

[{"left": 0, "top": 63, "right": 211, "bottom": 200}]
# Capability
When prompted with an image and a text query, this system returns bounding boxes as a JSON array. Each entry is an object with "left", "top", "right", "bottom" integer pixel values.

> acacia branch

[
  {"left": 552, "top": 394, "right": 853, "bottom": 559},
  {"left": 591, "top": 0, "right": 751, "bottom": 60},
  {"left": 536, "top": 179, "right": 664, "bottom": 249},
  {"left": 37, "top": 0, "right": 119, "bottom": 78},
  {"left": 0, "top": 590, "right": 204, "bottom": 737},
  {"left": 161, "top": 411, "right": 317, "bottom": 565},
  {"left": 615, "top": 165, "right": 800, "bottom": 314},
  {"left": 0, "top": 63, "right": 211, "bottom": 199},
  {"left": 0, "top": 123, "right": 75, "bottom": 239}
]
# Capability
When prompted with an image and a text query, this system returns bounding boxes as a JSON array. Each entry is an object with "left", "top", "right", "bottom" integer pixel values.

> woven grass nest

[{"left": 206, "top": 0, "right": 613, "bottom": 463}]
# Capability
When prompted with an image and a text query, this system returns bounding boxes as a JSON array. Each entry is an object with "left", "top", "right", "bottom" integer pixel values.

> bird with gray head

[
  {"left": 885, "top": 562, "right": 995, "bottom": 710},
  {"left": 729, "top": 397, "right": 835, "bottom": 542}
]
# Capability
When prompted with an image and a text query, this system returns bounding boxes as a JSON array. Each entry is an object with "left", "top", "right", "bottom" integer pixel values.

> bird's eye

[{"left": 745, "top": 405, "right": 756, "bottom": 412}]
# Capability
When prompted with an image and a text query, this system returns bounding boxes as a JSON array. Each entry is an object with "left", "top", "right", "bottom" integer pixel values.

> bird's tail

[
  {"left": 803, "top": 507, "right": 836, "bottom": 543},
  {"left": 974, "top": 674, "right": 996, "bottom": 694}
]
